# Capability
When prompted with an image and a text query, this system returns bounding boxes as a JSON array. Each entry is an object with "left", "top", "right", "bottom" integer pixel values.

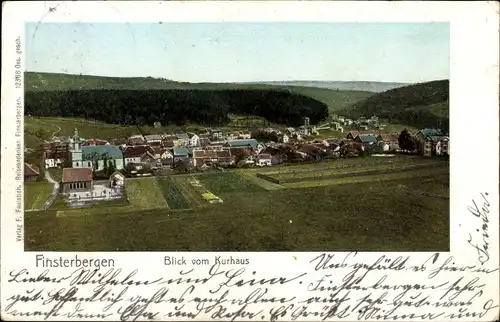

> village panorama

[{"left": 23, "top": 23, "right": 450, "bottom": 252}]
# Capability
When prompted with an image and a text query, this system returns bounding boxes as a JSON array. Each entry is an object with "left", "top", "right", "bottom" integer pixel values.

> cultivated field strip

[
  {"left": 281, "top": 165, "right": 449, "bottom": 189},
  {"left": 170, "top": 176, "right": 205, "bottom": 207},
  {"left": 237, "top": 171, "right": 283, "bottom": 190},
  {"left": 157, "top": 177, "right": 192, "bottom": 210}
]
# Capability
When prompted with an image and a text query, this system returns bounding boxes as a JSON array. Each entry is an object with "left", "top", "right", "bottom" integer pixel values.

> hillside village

[{"left": 25, "top": 114, "right": 450, "bottom": 190}]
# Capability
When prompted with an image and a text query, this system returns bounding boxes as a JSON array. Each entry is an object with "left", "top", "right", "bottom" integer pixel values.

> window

[
  {"left": 76, "top": 162, "right": 79, "bottom": 167},
  {"left": 88, "top": 162, "right": 91, "bottom": 167}
]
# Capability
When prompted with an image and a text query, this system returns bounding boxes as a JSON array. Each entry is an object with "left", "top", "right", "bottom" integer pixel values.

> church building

[{"left": 70, "top": 128, "right": 124, "bottom": 171}]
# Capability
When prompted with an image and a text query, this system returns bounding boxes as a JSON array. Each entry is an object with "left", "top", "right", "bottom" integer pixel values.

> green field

[
  {"left": 25, "top": 168, "right": 449, "bottom": 251},
  {"left": 25, "top": 156, "right": 450, "bottom": 252},
  {"left": 267, "top": 160, "right": 439, "bottom": 181},
  {"left": 195, "top": 172, "right": 267, "bottom": 195},
  {"left": 24, "top": 182, "right": 53, "bottom": 211},
  {"left": 157, "top": 177, "right": 191, "bottom": 210},
  {"left": 123, "top": 178, "right": 169, "bottom": 210}
]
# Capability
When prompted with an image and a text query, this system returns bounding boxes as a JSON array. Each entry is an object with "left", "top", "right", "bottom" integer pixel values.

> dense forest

[
  {"left": 25, "top": 89, "right": 329, "bottom": 127},
  {"left": 342, "top": 80, "right": 449, "bottom": 131}
]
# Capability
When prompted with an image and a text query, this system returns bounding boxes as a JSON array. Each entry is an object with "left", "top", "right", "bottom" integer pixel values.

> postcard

[{"left": 1, "top": 1, "right": 499, "bottom": 321}]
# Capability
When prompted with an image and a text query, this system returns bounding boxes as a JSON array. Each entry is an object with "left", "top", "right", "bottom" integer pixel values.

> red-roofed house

[
  {"left": 376, "top": 134, "right": 399, "bottom": 151},
  {"left": 24, "top": 163, "right": 40, "bottom": 182},
  {"left": 346, "top": 130, "right": 378, "bottom": 140},
  {"left": 192, "top": 148, "right": 233, "bottom": 167},
  {"left": 123, "top": 145, "right": 156, "bottom": 166},
  {"left": 61, "top": 168, "right": 93, "bottom": 193}
]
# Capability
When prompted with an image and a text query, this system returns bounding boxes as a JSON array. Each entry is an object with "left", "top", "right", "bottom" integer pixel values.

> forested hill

[
  {"left": 25, "top": 72, "right": 373, "bottom": 113},
  {"left": 25, "top": 76, "right": 330, "bottom": 126},
  {"left": 342, "top": 80, "right": 449, "bottom": 131}
]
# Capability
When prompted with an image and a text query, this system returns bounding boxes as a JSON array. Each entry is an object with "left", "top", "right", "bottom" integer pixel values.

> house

[
  {"left": 285, "top": 127, "right": 296, "bottom": 136},
  {"left": 153, "top": 121, "right": 162, "bottom": 128},
  {"left": 61, "top": 168, "right": 93, "bottom": 194},
  {"left": 187, "top": 133, "right": 200, "bottom": 147},
  {"left": 123, "top": 145, "right": 156, "bottom": 166},
  {"left": 207, "top": 128, "right": 223, "bottom": 140},
  {"left": 109, "top": 171, "right": 125, "bottom": 188},
  {"left": 346, "top": 130, "right": 378, "bottom": 140},
  {"left": 144, "top": 134, "right": 162, "bottom": 144},
  {"left": 216, "top": 149, "right": 233, "bottom": 166},
  {"left": 255, "top": 153, "right": 272, "bottom": 167},
  {"left": 84, "top": 139, "right": 109, "bottom": 146},
  {"left": 175, "top": 133, "right": 190, "bottom": 146},
  {"left": 354, "top": 134, "right": 378, "bottom": 150},
  {"left": 331, "top": 122, "right": 344, "bottom": 132},
  {"left": 322, "top": 139, "right": 341, "bottom": 149},
  {"left": 435, "top": 137, "right": 449, "bottom": 156},
  {"left": 173, "top": 146, "right": 190, "bottom": 160},
  {"left": 226, "top": 139, "right": 264, "bottom": 152},
  {"left": 193, "top": 149, "right": 218, "bottom": 167},
  {"left": 192, "top": 148, "right": 232, "bottom": 167},
  {"left": 111, "top": 138, "right": 128, "bottom": 148},
  {"left": 151, "top": 146, "right": 162, "bottom": 159},
  {"left": 81, "top": 145, "right": 124, "bottom": 171},
  {"left": 278, "top": 133, "right": 289, "bottom": 144},
  {"left": 43, "top": 150, "right": 65, "bottom": 169},
  {"left": 239, "top": 132, "right": 252, "bottom": 139},
  {"left": 24, "top": 163, "right": 40, "bottom": 181},
  {"left": 210, "top": 141, "right": 226, "bottom": 150},
  {"left": 297, "top": 144, "right": 323, "bottom": 161},
  {"left": 415, "top": 129, "right": 448, "bottom": 157},
  {"left": 162, "top": 139, "right": 175, "bottom": 149},
  {"left": 128, "top": 135, "right": 145, "bottom": 146},
  {"left": 159, "top": 148, "right": 173, "bottom": 160},
  {"left": 376, "top": 134, "right": 399, "bottom": 152},
  {"left": 227, "top": 131, "right": 241, "bottom": 141},
  {"left": 199, "top": 137, "right": 211, "bottom": 147}
]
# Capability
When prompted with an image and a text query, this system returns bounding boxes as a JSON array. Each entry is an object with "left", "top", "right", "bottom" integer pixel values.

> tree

[
  {"left": 398, "top": 129, "right": 416, "bottom": 151},
  {"left": 106, "top": 160, "right": 116, "bottom": 177}
]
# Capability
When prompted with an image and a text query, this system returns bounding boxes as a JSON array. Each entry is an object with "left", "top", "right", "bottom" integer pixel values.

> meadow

[
  {"left": 24, "top": 182, "right": 53, "bottom": 211},
  {"left": 25, "top": 157, "right": 450, "bottom": 252}
]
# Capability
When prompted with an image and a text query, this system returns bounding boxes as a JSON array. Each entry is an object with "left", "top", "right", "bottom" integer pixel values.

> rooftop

[
  {"left": 355, "top": 134, "right": 378, "bottom": 143},
  {"left": 227, "top": 139, "right": 261, "bottom": 148},
  {"left": 173, "top": 146, "right": 190, "bottom": 156},
  {"left": 62, "top": 168, "right": 93, "bottom": 183},
  {"left": 82, "top": 145, "right": 123, "bottom": 159}
]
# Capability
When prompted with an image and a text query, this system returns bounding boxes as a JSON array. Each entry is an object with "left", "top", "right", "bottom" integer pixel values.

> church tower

[{"left": 70, "top": 128, "right": 83, "bottom": 168}]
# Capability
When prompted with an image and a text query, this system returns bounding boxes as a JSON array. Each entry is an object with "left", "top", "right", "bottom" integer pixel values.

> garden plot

[
  {"left": 188, "top": 176, "right": 224, "bottom": 204},
  {"left": 157, "top": 177, "right": 192, "bottom": 210}
]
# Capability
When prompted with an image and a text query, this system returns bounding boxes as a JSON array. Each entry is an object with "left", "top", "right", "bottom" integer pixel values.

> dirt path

[{"left": 43, "top": 170, "right": 60, "bottom": 210}]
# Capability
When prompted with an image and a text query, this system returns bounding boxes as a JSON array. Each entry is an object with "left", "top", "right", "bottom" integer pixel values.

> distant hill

[
  {"left": 25, "top": 72, "right": 373, "bottom": 112},
  {"left": 25, "top": 72, "right": 339, "bottom": 127},
  {"left": 342, "top": 80, "right": 449, "bottom": 131},
  {"left": 246, "top": 81, "right": 409, "bottom": 93}
]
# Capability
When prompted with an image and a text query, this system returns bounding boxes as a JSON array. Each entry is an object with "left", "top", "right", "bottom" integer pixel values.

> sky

[{"left": 25, "top": 22, "right": 449, "bottom": 83}]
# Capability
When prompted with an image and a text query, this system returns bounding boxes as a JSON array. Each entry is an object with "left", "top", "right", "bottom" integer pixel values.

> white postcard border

[{"left": 1, "top": 1, "right": 499, "bottom": 321}]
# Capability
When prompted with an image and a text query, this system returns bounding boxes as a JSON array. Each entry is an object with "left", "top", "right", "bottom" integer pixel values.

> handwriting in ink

[{"left": 467, "top": 192, "right": 491, "bottom": 265}]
